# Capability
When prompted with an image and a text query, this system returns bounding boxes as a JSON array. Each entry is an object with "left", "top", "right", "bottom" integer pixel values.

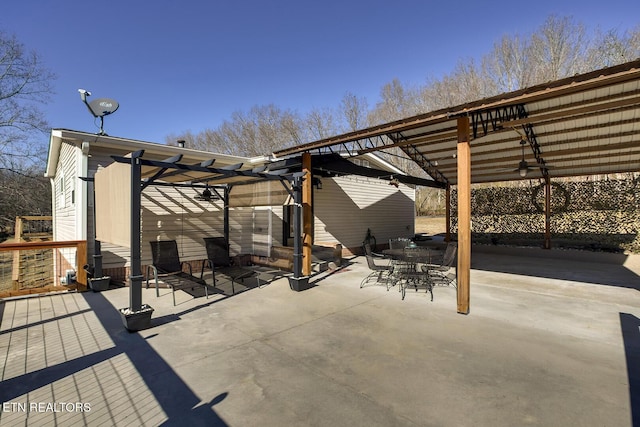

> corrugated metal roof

[{"left": 273, "top": 59, "right": 640, "bottom": 185}]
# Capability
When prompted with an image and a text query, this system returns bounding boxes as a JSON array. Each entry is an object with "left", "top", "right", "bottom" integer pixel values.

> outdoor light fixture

[
  {"left": 517, "top": 139, "right": 529, "bottom": 177},
  {"left": 312, "top": 177, "right": 323, "bottom": 190},
  {"left": 518, "top": 160, "right": 528, "bottom": 177}
]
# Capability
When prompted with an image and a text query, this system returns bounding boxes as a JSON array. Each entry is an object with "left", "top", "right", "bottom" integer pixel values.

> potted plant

[
  {"left": 119, "top": 304, "right": 154, "bottom": 331},
  {"left": 89, "top": 276, "right": 111, "bottom": 292}
]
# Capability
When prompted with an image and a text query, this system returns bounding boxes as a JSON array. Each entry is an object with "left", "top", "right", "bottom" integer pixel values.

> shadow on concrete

[
  {"left": 308, "top": 259, "right": 357, "bottom": 287},
  {"left": 470, "top": 246, "right": 640, "bottom": 291},
  {"left": 0, "top": 292, "right": 229, "bottom": 426},
  {"left": 620, "top": 313, "right": 640, "bottom": 427}
]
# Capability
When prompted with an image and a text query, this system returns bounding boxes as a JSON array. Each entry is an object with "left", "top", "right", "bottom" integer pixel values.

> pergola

[{"left": 273, "top": 59, "right": 640, "bottom": 314}]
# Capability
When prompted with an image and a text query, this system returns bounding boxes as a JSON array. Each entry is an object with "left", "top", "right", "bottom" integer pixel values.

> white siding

[
  {"left": 52, "top": 141, "right": 80, "bottom": 272},
  {"left": 313, "top": 176, "right": 415, "bottom": 250},
  {"left": 53, "top": 142, "right": 79, "bottom": 241}
]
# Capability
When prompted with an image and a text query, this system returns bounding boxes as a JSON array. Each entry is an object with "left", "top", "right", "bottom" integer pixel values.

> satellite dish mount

[{"left": 78, "top": 89, "right": 119, "bottom": 135}]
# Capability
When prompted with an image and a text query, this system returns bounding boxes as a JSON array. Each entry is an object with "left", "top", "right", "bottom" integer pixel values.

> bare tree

[
  {"left": 175, "top": 104, "right": 303, "bottom": 157},
  {"left": 339, "top": 91, "right": 369, "bottom": 132},
  {"left": 0, "top": 30, "right": 55, "bottom": 232},
  {"left": 529, "top": 15, "right": 589, "bottom": 82},
  {"left": 0, "top": 30, "right": 55, "bottom": 171},
  {"left": 422, "top": 58, "right": 497, "bottom": 110},
  {"left": 586, "top": 26, "right": 640, "bottom": 69},
  {"left": 486, "top": 34, "right": 535, "bottom": 92},
  {"left": 304, "top": 107, "right": 338, "bottom": 141},
  {"left": 368, "top": 78, "right": 422, "bottom": 125}
]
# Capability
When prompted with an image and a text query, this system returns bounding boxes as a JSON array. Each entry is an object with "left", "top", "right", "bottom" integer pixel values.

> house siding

[
  {"left": 313, "top": 176, "right": 415, "bottom": 251},
  {"left": 54, "top": 141, "right": 79, "bottom": 242},
  {"left": 86, "top": 146, "right": 272, "bottom": 268}
]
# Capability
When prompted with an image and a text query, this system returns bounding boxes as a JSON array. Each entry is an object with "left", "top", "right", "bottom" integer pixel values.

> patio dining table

[{"left": 382, "top": 247, "right": 434, "bottom": 301}]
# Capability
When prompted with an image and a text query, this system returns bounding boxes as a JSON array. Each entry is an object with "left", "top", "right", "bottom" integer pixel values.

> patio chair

[
  {"left": 146, "top": 240, "right": 208, "bottom": 306},
  {"left": 360, "top": 243, "right": 393, "bottom": 290},
  {"left": 397, "top": 246, "right": 433, "bottom": 301},
  {"left": 200, "top": 237, "right": 255, "bottom": 295},
  {"left": 424, "top": 242, "right": 457, "bottom": 288}
]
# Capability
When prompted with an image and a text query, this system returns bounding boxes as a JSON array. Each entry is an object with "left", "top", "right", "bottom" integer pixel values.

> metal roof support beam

[
  {"left": 401, "top": 144, "right": 449, "bottom": 185},
  {"left": 470, "top": 104, "right": 528, "bottom": 139},
  {"left": 522, "top": 124, "right": 550, "bottom": 178}
]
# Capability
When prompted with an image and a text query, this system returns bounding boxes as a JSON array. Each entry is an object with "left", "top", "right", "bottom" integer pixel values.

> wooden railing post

[{"left": 76, "top": 241, "right": 87, "bottom": 291}]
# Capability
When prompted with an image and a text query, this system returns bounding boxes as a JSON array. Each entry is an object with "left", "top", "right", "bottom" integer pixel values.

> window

[{"left": 58, "top": 173, "right": 66, "bottom": 208}]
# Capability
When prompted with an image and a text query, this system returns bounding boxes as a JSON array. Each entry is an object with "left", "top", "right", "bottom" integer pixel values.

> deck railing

[{"left": 0, "top": 240, "right": 87, "bottom": 298}]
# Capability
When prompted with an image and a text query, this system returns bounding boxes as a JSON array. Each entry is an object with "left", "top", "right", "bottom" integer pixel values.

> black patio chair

[
  {"left": 424, "top": 242, "right": 457, "bottom": 288},
  {"left": 397, "top": 246, "right": 433, "bottom": 301},
  {"left": 146, "top": 240, "right": 208, "bottom": 306},
  {"left": 200, "top": 237, "right": 255, "bottom": 295},
  {"left": 360, "top": 243, "right": 393, "bottom": 290}
]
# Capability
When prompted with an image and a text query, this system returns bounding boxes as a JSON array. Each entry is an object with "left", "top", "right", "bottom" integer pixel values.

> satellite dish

[
  {"left": 88, "top": 98, "right": 119, "bottom": 117},
  {"left": 78, "top": 89, "right": 120, "bottom": 135}
]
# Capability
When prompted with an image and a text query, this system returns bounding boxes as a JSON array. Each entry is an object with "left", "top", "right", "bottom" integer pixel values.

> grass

[{"left": 415, "top": 215, "right": 446, "bottom": 235}]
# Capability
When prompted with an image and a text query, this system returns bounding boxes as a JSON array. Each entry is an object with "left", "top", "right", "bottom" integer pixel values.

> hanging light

[
  {"left": 518, "top": 160, "right": 528, "bottom": 177},
  {"left": 518, "top": 139, "right": 529, "bottom": 177}
]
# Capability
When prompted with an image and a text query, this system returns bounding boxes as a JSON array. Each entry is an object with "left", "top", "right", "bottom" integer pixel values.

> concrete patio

[{"left": 1, "top": 248, "right": 639, "bottom": 426}]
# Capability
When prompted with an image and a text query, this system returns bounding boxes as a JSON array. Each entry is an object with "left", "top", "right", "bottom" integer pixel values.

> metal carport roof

[{"left": 273, "top": 59, "right": 640, "bottom": 185}]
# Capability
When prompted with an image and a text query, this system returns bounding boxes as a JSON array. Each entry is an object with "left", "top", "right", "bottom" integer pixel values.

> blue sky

[{"left": 2, "top": 0, "right": 639, "bottom": 144}]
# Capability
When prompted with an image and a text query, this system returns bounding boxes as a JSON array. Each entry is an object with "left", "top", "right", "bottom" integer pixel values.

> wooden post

[
  {"left": 456, "top": 117, "right": 471, "bottom": 315},
  {"left": 11, "top": 216, "right": 24, "bottom": 290},
  {"left": 302, "top": 153, "right": 313, "bottom": 276},
  {"left": 445, "top": 184, "right": 451, "bottom": 242},
  {"left": 76, "top": 240, "right": 87, "bottom": 291},
  {"left": 544, "top": 176, "right": 551, "bottom": 249}
]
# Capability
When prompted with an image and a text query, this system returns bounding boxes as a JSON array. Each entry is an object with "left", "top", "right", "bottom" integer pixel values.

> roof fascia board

[
  {"left": 50, "top": 129, "right": 250, "bottom": 165},
  {"left": 44, "top": 129, "right": 64, "bottom": 178}
]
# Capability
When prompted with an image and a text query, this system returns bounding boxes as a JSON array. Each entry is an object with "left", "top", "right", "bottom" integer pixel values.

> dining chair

[
  {"left": 360, "top": 243, "right": 393, "bottom": 290},
  {"left": 425, "top": 242, "right": 457, "bottom": 288}
]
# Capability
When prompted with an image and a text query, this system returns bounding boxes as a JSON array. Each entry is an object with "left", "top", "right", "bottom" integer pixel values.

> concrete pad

[{"left": 0, "top": 251, "right": 639, "bottom": 426}]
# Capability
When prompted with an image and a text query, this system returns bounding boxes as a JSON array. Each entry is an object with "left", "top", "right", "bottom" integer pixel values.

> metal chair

[
  {"left": 425, "top": 242, "right": 457, "bottom": 288},
  {"left": 397, "top": 246, "right": 433, "bottom": 300},
  {"left": 360, "top": 243, "right": 393, "bottom": 290},
  {"left": 147, "top": 240, "right": 208, "bottom": 305},
  {"left": 200, "top": 237, "right": 254, "bottom": 295}
]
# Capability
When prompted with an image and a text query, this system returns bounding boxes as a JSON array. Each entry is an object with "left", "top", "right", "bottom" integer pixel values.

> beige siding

[
  {"left": 54, "top": 141, "right": 78, "bottom": 242},
  {"left": 141, "top": 185, "right": 226, "bottom": 264},
  {"left": 313, "top": 176, "right": 415, "bottom": 250}
]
